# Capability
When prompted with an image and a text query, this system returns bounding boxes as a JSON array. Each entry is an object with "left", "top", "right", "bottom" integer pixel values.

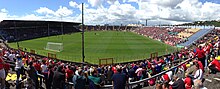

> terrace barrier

[{"left": 101, "top": 58, "right": 190, "bottom": 89}]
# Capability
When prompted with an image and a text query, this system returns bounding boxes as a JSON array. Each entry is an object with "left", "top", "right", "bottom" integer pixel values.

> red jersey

[
  {"left": 181, "top": 63, "right": 187, "bottom": 71},
  {"left": 195, "top": 49, "right": 205, "bottom": 58},
  {"left": 4, "top": 63, "right": 10, "bottom": 71},
  {"left": 66, "top": 69, "right": 73, "bottom": 78},
  {"left": 162, "top": 74, "right": 170, "bottom": 81},
  {"left": 0, "top": 58, "right": 4, "bottom": 70},
  {"left": 203, "top": 45, "right": 211, "bottom": 54},
  {"left": 147, "top": 61, "right": 152, "bottom": 69},
  {"left": 210, "top": 59, "right": 220, "bottom": 71},
  {"left": 184, "top": 76, "right": 192, "bottom": 89},
  {"left": 159, "top": 59, "right": 165, "bottom": 64},
  {"left": 33, "top": 63, "right": 41, "bottom": 71},
  {"left": 112, "top": 67, "right": 117, "bottom": 73},
  {"left": 198, "top": 61, "right": 204, "bottom": 72}
]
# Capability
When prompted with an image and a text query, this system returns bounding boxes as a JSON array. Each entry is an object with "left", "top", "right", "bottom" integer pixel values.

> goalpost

[
  {"left": 45, "top": 42, "right": 63, "bottom": 52},
  {"left": 99, "top": 58, "right": 114, "bottom": 65}
]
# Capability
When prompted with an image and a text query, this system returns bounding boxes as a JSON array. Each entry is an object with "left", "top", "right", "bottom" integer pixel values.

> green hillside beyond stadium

[{"left": 8, "top": 31, "right": 176, "bottom": 64}]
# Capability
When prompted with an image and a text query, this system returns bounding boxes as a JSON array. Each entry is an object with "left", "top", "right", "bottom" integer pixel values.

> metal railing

[{"left": 101, "top": 58, "right": 191, "bottom": 89}]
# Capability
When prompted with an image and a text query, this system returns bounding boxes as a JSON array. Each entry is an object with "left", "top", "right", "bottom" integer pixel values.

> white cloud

[
  {"left": 69, "top": 1, "right": 79, "bottom": 8},
  {"left": 36, "top": 6, "right": 73, "bottom": 17},
  {"left": 128, "top": 0, "right": 220, "bottom": 25},
  {"left": 88, "top": 0, "right": 103, "bottom": 7},
  {"left": 0, "top": 8, "right": 10, "bottom": 21},
  {"left": 107, "top": 0, "right": 117, "bottom": 4},
  {"left": 79, "top": 1, "right": 140, "bottom": 25},
  {"left": 36, "top": 7, "right": 54, "bottom": 15},
  {"left": 150, "top": 0, "right": 183, "bottom": 8},
  {"left": 55, "top": 6, "right": 73, "bottom": 16},
  {"left": 1, "top": 8, "right": 8, "bottom": 13},
  {"left": 1, "top": 0, "right": 220, "bottom": 25}
]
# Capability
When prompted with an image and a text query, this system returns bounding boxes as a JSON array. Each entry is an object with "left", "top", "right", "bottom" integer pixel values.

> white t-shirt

[
  {"left": 41, "top": 64, "right": 48, "bottom": 73},
  {"left": 166, "top": 70, "right": 173, "bottom": 80},
  {"left": 194, "top": 69, "right": 203, "bottom": 80},
  {"left": 15, "top": 60, "right": 23, "bottom": 70},
  {"left": 8, "top": 53, "right": 15, "bottom": 61}
]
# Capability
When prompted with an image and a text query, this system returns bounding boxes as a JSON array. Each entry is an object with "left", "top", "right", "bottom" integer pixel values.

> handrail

[{"left": 101, "top": 58, "right": 191, "bottom": 88}]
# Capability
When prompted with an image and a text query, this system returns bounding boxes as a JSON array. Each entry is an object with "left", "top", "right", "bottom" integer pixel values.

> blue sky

[{"left": 0, "top": 0, "right": 220, "bottom": 25}]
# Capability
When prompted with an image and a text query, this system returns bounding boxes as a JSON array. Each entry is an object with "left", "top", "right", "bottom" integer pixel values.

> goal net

[
  {"left": 45, "top": 42, "right": 63, "bottom": 52},
  {"left": 99, "top": 58, "right": 114, "bottom": 65}
]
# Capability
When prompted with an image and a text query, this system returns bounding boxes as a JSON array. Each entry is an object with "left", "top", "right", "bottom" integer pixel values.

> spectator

[
  {"left": 27, "top": 61, "right": 39, "bottom": 89},
  {"left": 72, "top": 69, "right": 86, "bottom": 89},
  {"left": 112, "top": 67, "right": 127, "bottom": 89},
  {"left": 46, "top": 64, "right": 54, "bottom": 89},
  {"left": 8, "top": 52, "right": 16, "bottom": 61},
  {"left": 193, "top": 59, "right": 204, "bottom": 72},
  {"left": 184, "top": 73, "right": 193, "bottom": 89},
  {"left": 171, "top": 74, "right": 185, "bottom": 89},
  {"left": 0, "top": 57, "right": 6, "bottom": 89},
  {"left": 203, "top": 43, "right": 212, "bottom": 68},
  {"left": 193, "top": 63, "right": 203, "bottom": 89},
  {"left": 66, "top": 65, "right": 74, "bottom": 82},
  {"left": 135, "top": 65, "right": 143, "bottom": 80},
  {"left": 52, "top": 65, "right": 65, "bottom": 89},
  {"left": 106, "top": 67, "right": 113, "bottom": 84},
  {"left": 208, "top": 56, "right": 220, "bottom": 74},
  {"left": 162, "top": 81, "right": 170, "bottom": 89},
  {"left": 15, "top": 54, "right": 24, "bottom": 88},
  {"left": 195, "top": 46, "right": 206, "bottom": 67},
  {"left": 33, "top": 60, "right": 41, "bottom": 74},
  {"left": 88, "top": 69, "right": 102, "bottom": 89},
  {"left": 128, "top": 65, "right": 135, "bottom": 82},
  {"left": 25, "top": 77, "right": 35, "bottom": 89}
]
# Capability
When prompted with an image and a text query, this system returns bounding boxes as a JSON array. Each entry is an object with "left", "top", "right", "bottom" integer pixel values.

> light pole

[
  {"left": 82, "top": 3, "right": 85, "bottom": 63},
  {"left": 13, "top": 20, "right": 19, "bottom": 49},
  {"left": 59, "top": 14, "right": 64, "bottom": 40},
  {"left": 48, "top": 22, "right": 50, "bottom": 37}
]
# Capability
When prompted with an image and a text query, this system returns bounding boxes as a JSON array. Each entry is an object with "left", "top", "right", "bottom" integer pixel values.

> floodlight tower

[
  {"left": 47, "top": 20, "right": 50, "bottom": 37},
  {"left": 59, "top": 14, "right": 64, "bottom": 40},
  {"left": 82, "top": 3, "right": 85, "bottom": 63},
  {"left": 13, "top": 20, "right": 19, "bottom": 48},
  {"left": 146, "top": 19, "right": 148, "bottom": 26}
]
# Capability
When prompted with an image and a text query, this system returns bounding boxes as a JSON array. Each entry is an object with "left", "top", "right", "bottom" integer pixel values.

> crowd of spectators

[
  {"left": 85, "top": 26, "right": 135, "bottom": 31},
  {"left": 133, "top": 27, "right": 186, "bottom": 46},
  {"left": 0, "top": 28, "right": 220, "bottom": 89}
]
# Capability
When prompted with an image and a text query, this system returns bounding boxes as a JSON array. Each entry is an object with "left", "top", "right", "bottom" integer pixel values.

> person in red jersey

[
  {"left": 208, "top": 56, "right": 220, "bottom": 74},
  {"left": 184, "top": 73, "right": 193, "bottom": 89},
  {"left": 195, "top": 46, "right": 206, "bottom": 68},
  {"left": 65, "top": 65, "right": 74, "bottom": 82},
  {"left": 0, "top": 57, "right": 6, "bottom": 89},
  {"left": 33, "top": 60, "right": 41, "bottom": 73},
  {"left": 193, "top": 59, "right": 204, "bottom": 72},
  {"left": 203, "top": 43, "right": 212, "bottom": 68}
]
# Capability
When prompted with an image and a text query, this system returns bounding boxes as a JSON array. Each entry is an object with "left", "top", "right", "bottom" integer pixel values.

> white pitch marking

[
  {"left": 213, "top": 78, "right": 220, "bottom": 81},
  {"left": 205, "top": 79, "right": 212, "bottom": 82}
]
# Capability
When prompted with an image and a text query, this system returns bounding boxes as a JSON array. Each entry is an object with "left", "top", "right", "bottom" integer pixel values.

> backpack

[{"left": 88, "top": 79, "right": 99, "bottom": 89}]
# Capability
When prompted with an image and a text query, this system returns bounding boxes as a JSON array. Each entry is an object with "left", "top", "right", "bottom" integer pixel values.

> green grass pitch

[{"left": 8, "top": 31, "right": 177, "bottom": 64}]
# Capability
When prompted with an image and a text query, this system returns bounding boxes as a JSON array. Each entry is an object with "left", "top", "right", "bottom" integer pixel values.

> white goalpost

[{"left": 45, "top": 42, "right": 63, "bottom": 52}]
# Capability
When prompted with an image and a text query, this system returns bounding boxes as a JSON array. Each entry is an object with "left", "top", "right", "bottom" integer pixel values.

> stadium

[
  {"left": 1, "top": 1, "right": 220, "bottom": 89},
  {"left": 3, "top": 20, "right": 177, "bottom": 64}
]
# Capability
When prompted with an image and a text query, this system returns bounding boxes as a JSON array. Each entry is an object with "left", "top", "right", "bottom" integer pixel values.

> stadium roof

[{"left": 0, "top": 20, "right": 81, "bottom": 29}]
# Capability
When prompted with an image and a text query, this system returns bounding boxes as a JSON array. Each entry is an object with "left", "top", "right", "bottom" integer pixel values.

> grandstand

[
  {"left": 85, "top": 25, "right": 135, "bottom": 31},
  {"left": 0, "top": 20, "right": 81, "bottom": 42},
  {"left": 133, "top": 27, "right": 184, "bottom": 46}
]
